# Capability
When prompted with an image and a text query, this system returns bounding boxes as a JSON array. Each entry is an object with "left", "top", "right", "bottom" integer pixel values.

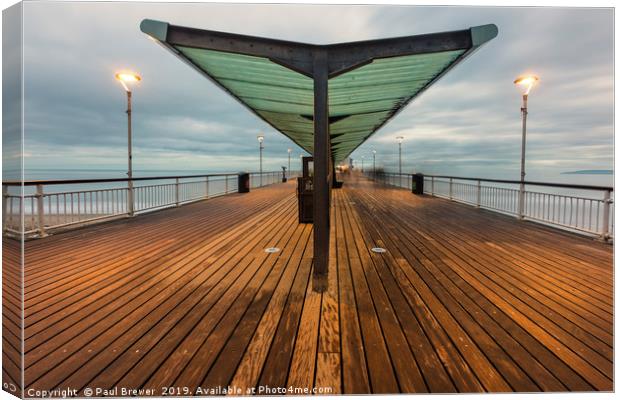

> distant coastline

[{"left": 562, "top": 169, "right": 613, "bottom": 175}]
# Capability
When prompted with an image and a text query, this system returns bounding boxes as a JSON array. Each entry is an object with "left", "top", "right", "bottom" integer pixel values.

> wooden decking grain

[{"left": 14, "top": 175, "right": 613, "bottom": 395}]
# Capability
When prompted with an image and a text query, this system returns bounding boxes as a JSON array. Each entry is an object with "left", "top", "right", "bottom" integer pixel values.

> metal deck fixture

[
  {"left": 140, "top": 19, "right": 498, "bottom": 277},
  {"left": 264, "top": 247, "right": 280, "bottom": 253},
  {"left": 371, "top": 247, "right": 387, "bottom": 253}
]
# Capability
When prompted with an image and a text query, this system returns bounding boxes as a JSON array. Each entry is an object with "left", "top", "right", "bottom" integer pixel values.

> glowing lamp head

[
  {"left": 372, "top": 150, "right": 377, "bottom": 154},
  {"left": 396, "top": 136, "right": 404, "bottom": 144},
  {"left": 115, "top": 71, "right": 141, "bottom": 91},
  {"left": 287, "top": 148, "right": 292, "bottom": 153},
  {"left": 514, "top": 75, "right": 539, "bottom": 95},
  {"left": 257, "top": 135, "right": 264, "bottom": 143}
]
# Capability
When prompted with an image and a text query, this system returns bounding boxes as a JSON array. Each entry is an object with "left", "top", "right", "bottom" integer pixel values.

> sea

[
  {"left": 3, "top": 168, "right": 613, "bottom": 236},
  {"left": 6, "top": 167, "right": 613, "bottom": 196}
]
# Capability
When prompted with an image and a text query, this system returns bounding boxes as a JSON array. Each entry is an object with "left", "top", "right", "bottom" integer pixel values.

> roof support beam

[
  {"left": 142, "top": 19, "right": 315, "bottom": 77},
  {"left": 326, "top": 29, "right": 472, "bottom": 77},
  {"left": 141, "top": 18, "right": 497, "bottom": 88},
  {"left": 312, "top": 49, "right": 330, "bottom": 277}
]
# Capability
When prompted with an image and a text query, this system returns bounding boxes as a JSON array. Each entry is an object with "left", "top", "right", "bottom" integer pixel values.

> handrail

[
  {"left": 369, "top": 171, "right": 614, "bottom": 240},
  {"left": 2, "top": 170, "right": 298, "bottom": 238},
  {"left": 2, "top": 171, "right": 285, "bottom": 186},
  {"left": 375, "top": 172, "right": 613, "bottom": 191},
  {"left": 423, "top": 174, "right": 613, "bottom": 191}
]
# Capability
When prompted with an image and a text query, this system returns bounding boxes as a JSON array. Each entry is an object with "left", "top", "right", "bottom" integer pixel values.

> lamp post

[
  {"left": 372, "top": 150, "right": 376, "bottom": 178},
  {"left": 257, "top": 135, "right": 264, "bottom": 186},
  {"left": 288, "top": 148, "right": 292, "bottom": 178},
  {"left": 361, "top": 156, "right": 365, "bottom": 173},
  {"left": 115, "top": 71, "right": 141, "bottom": 216},
  {"left": 514, "top": 74, "right": 539, "bottom": 219},
  {"left": 396, "top": 136, "right": 404, "bottom": 186}
]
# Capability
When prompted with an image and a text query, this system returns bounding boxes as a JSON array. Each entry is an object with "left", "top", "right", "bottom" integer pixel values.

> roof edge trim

[
  {"left": 140, "top": 19, "right": 169, "bottom": 41},
  {"left": 470, "top": 24, "right": 498, "bottom": 47}
]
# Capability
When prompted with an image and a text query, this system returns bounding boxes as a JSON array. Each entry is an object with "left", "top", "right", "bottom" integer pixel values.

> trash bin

[
  {"left": 412, "top": 173, "right": 424, "bottom": 195},
  {"left": 297, "top": 177, "right": 313, "bottom": 223},
  {"left": 238, "top": 172, "right": 250, "bottom": 193}
]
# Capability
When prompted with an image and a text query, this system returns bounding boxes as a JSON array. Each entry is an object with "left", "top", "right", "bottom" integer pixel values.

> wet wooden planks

[
  {"left": 16, "top": 176, "right": 613, "bottom": 395},
  {"left": 2, "top": 238, "right": 23, "bottom": 397},
  {"left": 340, "top": 175, "right": 612, "bottom": 392}
]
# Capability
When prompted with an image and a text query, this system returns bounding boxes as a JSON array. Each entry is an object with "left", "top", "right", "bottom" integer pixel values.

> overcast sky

[{"left": 15, "top": 2, "right": 614, "bottom": 179}]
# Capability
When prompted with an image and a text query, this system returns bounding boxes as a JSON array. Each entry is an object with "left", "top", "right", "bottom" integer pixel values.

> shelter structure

[{"left": 139, "top": 19, "right": 498, "bottom": 276}]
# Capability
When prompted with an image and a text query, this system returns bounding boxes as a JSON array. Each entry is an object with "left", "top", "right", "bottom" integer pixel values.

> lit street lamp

[
  {"left": 514, "top": 74, "right": 539, "bottom": 219},
  {"left": 396, "top": 136, "right": 404, "bottom": 186},
  {"left": 115, "top": 71, "right": 141, "bottom": 216},
  {"left": 257, "top": 135, "right": 264, "bottom": 186},
  {"left": 287, "top": 148, "right": 292, "bottom": 178}
]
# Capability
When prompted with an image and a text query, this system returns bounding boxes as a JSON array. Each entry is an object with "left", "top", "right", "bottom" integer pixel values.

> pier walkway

[{"left": 6, "top": 175, "right": 613, "bottom": 394}]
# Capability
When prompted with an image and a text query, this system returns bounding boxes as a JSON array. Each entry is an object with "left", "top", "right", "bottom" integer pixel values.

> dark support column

[{"left": 313, "top": 49, "right": 330, "bottom": 276}]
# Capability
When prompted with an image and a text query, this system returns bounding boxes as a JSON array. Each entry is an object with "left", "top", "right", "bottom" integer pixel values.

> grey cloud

[{"left": 15, "top": 2, "right": 613, "bottom": 180}]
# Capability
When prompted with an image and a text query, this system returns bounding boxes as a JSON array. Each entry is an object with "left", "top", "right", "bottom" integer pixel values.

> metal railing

[
  {"left": 370, "top": 172, "right": 413, "bottom": 190},
  {"left": 2, "top": 170, "right": 297, "bottom": 238},
  {"left": 249, "top": 171, "right": 285, "bottom": 189},
  {"left": 371, "top": 172, "right": 614, "bottom": 240}
]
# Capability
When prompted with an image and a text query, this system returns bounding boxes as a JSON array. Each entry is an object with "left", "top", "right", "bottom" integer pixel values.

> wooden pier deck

[{"left": 7, "top": 175, "right": 613, "bottom": 394}]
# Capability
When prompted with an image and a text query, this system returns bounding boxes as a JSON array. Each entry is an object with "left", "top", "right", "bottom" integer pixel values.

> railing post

[
  {"left": 128, "top": 179, "right": 134, "bottom": 216},
  {"left": 175, "top": 178, "right": 180, "bottom": 207},
  {"left": 2, "top": 185, "right": 7, "bottom": 233},
  {"left": 518, "top": 182, "right": 525, "bottom": 219},
  {"left": 205, "top": 176, "right": 209, "bottom": 198},
  {"left": 476, "top": 180, "right": 481, "bottom": 208},
  {"left": 35, "top": 184, "right": 47, "bottom": 237},
  {"left": 226, "top": 176, "right": 229, "bottom": 193},
  {"left": 602, "top": 189, "right": 611, "bottom": 240},
  {"left": 449, "top": 178, "right": 453, "bottom": 200},
  {"left": 431, "top": 176, "right": 434, "bottom": 196}
]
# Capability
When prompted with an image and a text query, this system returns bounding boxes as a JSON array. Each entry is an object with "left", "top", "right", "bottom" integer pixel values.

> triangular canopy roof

[{"left": 141, "top": 19, "right": 497, "bottom": 163}]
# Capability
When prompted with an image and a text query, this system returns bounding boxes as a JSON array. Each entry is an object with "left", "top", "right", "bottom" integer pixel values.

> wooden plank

[
  {"left": 346, "top": 178, "right": 612, "bottom": 390},
  {"left": 25, "top": 194, "right": 293, "bottom": 342},
  {"left": 314, "top": 207, "right": 341, "bottom": 394},
  {"left": 349, "top": 188, "right": 562, "bottom": 391},
  {"left": 158, "top": 219, "right": 302, "bottom": 391},
  {"left": 285, "top": 263, "right": 322, "bottom": 390},
  {"left": 23, "top": 186, "right": 292, "bottom": 273},
  {"left": 77, "top": 200, "right": 300, "bottom": 393},
  {"left": 342, "top": 191, "right": 457, "bottom": 393},
  {"left": 24, "top": 193, "right": 292, "bottom": 316},
  {"left": 201, "top": 225, "right": 312, "bottom": 390},
  {"left": 255, "top": 254, "right": 313, "bottom": 388},
  {"left": 339, "top": 196, "right": 399, "bottom": 393},
  {"left": 421, "top": 216, "right": 613, "bottom": 351},
  {"left": 25, "top": 192, "right": 297, "bottom": 390},
  {"left": 334, "top": 199, "right": 370, "bottom": 394},
  {"left": 341, "top": 196, "right": 428, "bottom": 392},
  {"left": 395, "top": 210, "right": 613, "bottom": 384},
  {"left": 314, "top": 353, "right": 340, "bottom": 395},
  {"left": 228, "top": 240, "right": 312, "bottom": 392},
  {"left": 169, "top": 220, "right": 308, "bottom": 389}
]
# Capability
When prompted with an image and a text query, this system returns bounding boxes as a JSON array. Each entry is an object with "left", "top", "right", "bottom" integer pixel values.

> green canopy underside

[{"left": 175, "top": 45, "right": 466, "bottom": 162}]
